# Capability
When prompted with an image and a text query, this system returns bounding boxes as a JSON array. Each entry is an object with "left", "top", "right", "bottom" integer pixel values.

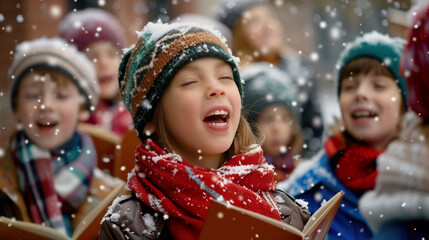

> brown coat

[{"left": 99, "top": 189, "right": 310, "bottom": 240}]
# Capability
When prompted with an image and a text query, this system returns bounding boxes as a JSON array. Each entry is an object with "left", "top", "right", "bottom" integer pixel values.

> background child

[
  {"left": 278, "top": 31, "right": 407, "bottom": 240},
  {"left": 99, "top": 22, "right": 310, "bottom": 240},
  {"left": 59, "top": 8, "right": 133, "bottom": 136},
  {"left": 359, "top": 3, "right": 429, "bottom": 239},
  {"left": 218, "top": 0, "right": 324, "bottom": 158},
  {"left": 1, "top": 38, "right": 99, "bottom": 236},
  {"left": 241, "top": 62, "right": 303, "bottom": 182}
]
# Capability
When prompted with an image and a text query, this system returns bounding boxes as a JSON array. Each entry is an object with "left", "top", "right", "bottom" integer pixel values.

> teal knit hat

[
  {"left": 336, "top": 31, "right": 407, "bottom": 108},
  {"left": 119, "top": 22, "right": 242, "bottom": 141},
  {"left": 242, "top": 62, "right": 300, "bottom": 124}
]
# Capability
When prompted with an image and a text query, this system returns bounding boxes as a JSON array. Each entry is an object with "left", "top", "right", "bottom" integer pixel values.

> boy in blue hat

[{"left": 279, "top": 31, "right": 407, "bottom": 240}]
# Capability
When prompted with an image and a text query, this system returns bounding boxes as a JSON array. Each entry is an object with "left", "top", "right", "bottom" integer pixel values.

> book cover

[{"left": 198, "top": 191, "right": 344, "bottom": 240}]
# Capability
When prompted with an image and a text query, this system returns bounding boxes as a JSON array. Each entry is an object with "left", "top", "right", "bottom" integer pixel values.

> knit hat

[
  {"left": 58, "top": 8, "right": 126, "bottom": 51},
  {"left": 172, "top": 13, "right": 233, "bottom": 46},
  {"left": 8, "top": 37, "right": 99, "bottom": 111},
  {"left": 119, "top": 22, "right": 242, "bottom": 140},
  {"left": 336, "top": 31, "right": 407, "bottom": 108},
  {"left": 241, "top": 62, "right": 300, "bottom": 124},
  {"left": 401, "top": 3, "right": 429, "bottom": 121},
  {"left": 217, "top": 0, "right": 265, "bottom": 30}
]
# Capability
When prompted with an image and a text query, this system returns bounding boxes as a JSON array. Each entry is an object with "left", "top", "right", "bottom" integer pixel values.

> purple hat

[{"left": 59, "top": 8, "right": 126, "bottom": 51}]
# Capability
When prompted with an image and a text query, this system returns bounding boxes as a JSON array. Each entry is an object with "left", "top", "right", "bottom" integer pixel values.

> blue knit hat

[
  {"left": 241, "top": 62, "right": 300, "bottom": 124},
  {"left": 119, "top": 22, "right": 242, "bottom": 141},
  {"left": 336, "top": 31, "right": 407, "bottom": 108}
]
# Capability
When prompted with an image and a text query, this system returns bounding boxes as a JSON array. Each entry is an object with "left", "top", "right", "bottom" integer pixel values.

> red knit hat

[
  {"left": 58, "top": 8, "right": 126, "bottom": 51},
  {"left": 401, "top": 2, "right": 429, "bottom": 121}
]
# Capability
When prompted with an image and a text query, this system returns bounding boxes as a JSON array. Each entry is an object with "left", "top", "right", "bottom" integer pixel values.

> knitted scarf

[
  {"left": 11, "top": 131, "right": 96, "bottom": 236},
  {"left": 325, "top": 134, "right": 382, "bottom": 191},
  {"left": 128, "top": 139, "right": 282, "bottom": 240},
  {"left": 86, "top": 100, "right": 132, "bottom": 136}
]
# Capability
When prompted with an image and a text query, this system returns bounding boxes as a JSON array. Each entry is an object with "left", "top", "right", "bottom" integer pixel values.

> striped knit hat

[
  {"left": 8, "top": 37, "right": 99, "bottom": 111},
  {"left": 119, "top": 22, "right": 242, "bottom": 140}
]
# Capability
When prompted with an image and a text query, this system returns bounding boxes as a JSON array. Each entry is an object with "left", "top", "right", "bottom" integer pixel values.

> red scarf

[
  {"left": 128, "top": 139, "right": 282, "bottom": 240},
  {"left": 325, "top": 134, "right": 382, "bottom": 191}
]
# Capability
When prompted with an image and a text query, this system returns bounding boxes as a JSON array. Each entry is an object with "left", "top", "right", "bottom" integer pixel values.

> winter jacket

[
  {"left": 99, "top": 189, "right": 310, "bottom": 240},
  {"left": 86, "top": 100, "right": 133, "bottom": 136},
  {"left": 278, "top": 56, "right": 324, "bottom": 158},
  {"left": 359, "top": 112, "right": 429, "bottom": 239},
  {"left": 278, "top": 151, "right": 373, "bottom": 240}
]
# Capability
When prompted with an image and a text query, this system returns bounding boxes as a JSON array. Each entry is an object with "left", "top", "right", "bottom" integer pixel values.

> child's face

[
  {"left": 86, "top": 41, "right": 122, "bottom": 102},
  {"left": 258, "top": 105, "right": 294, "bottom": 156},
  {"left": 14, "top": 71, "right": 87, "bottom": 150},
  {"left": 159, "top": 58, "right": 241, "bottom": 166},
  {"left": 239, "top": 5, "right": 283, "bottom": 56},
  {"left": 339, "top": 72, "right": 403, "bottom": 150}
]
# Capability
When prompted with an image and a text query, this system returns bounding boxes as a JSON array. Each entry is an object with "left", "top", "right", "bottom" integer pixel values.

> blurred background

[{"left": 0, "top": 0, "right": 413, "bottom": 152}]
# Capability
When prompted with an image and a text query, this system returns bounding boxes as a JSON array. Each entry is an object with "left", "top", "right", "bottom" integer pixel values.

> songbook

[
  {"left": 199, "top": 191, "right": 344, "bottom": 240},
  {"left": 0, "top": 169, "right": 125, "bottom": 240}
]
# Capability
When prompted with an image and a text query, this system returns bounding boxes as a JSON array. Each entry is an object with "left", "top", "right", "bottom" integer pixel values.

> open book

[
  {"left": 0, "top": 169, "right": 125, "bottom": 240},
  {"left": 199, "top": 191, "right": 344, "bottom": 240}
]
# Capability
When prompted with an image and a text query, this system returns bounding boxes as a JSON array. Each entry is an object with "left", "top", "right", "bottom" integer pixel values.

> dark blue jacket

[{"left": 280, "top": 152, "right": 373, "bottom": 240}]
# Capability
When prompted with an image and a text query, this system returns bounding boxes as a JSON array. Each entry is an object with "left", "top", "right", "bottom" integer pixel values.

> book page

[
  {"left": 0, "top": 216, "right": 69, "bottom": 240},
  {"left": 302, "top": 191, "right": 344, "bottom": 238}
]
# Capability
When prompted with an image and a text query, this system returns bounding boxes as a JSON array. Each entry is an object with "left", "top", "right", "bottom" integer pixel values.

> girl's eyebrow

[{"left": 216, "top": 61, "right": 229, "bottom": 69}]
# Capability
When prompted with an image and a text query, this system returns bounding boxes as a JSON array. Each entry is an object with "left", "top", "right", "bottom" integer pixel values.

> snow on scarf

[
  {"left": 128, "top": 139, "right": 282, "bottom": 240},
  {"left": 11, "top": 131, "right": 96, "bottom": 236}
]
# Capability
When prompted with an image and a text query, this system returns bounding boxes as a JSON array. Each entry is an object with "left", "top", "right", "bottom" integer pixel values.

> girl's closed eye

[
  {"left": 219, "top": 74, "right": 234, "bottom": 81},
  {"left": 180, "top": 78, "right": 199, "bottom": 87}
]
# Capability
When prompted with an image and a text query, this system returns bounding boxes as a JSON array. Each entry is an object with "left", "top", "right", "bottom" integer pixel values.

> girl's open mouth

[{"left": 203, "top": 110, "right": 229, "bottom": 127}]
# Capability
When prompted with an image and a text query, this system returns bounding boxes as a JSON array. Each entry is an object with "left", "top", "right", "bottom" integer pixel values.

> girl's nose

[
  {"left": 208, "top": 88, "right": 225, "bottom": 97},
  {"left": 206, "top": 80, "right": 226, "bottom": 98}
]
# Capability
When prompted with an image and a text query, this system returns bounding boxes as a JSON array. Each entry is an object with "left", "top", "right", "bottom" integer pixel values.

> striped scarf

[
  {"left": 11, "top": 131, "right": 96, "bottom": 236},
  {"left": 128, "top": 139, "right": 282, "bottom": 240}
]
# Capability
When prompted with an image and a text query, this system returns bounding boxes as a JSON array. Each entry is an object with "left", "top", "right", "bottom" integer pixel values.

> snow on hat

[
  {"left": 172, "top": 13, "right": 233, "bottom": 46},
  {"left": 119, "top": 21, "right": 242, "bottom": 140},
  {"left": 401, "top": 3, "right": 429, "bottom": 121},
  {"left": 8, "top": 37, "right": 99, "bottom": 111},
  {"left": 336, "top": 31, "right": 407, "bottom": 108},
  {"left": 241, "top": 62, "right": 300, "bottom": 124},
  {"left": 58, "top": 8, "right": 126, "bottom": 51},
  {"left": 217, "top": 0, "right": 265, "bottom": 30}
]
